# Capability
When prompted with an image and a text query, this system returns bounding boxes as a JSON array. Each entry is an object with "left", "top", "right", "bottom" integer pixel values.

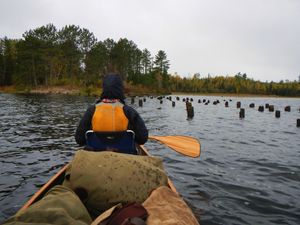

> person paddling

[{"left": 75, "top": 73, "right": 148, "bottom": 147}]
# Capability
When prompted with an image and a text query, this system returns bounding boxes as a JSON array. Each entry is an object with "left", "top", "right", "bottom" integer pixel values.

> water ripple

[{"left": 1, "top": 94, "right": 300, "bottom": 225}]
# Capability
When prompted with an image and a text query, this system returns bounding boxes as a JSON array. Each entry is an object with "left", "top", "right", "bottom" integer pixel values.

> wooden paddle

[{"left": 148, "top": 135, "right": 201, "bottom": 158}]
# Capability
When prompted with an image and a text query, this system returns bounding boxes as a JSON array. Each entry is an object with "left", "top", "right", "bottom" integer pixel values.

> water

[{"left": 0, "top": 93, "right": 300, "bottom": 225}]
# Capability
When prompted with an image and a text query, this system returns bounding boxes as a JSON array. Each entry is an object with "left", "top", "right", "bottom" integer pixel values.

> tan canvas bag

[{"left": 143, "top": 186, "right": 200, "bottom": 225}]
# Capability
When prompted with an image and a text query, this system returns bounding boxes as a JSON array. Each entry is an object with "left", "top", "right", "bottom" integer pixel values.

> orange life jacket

[{"left": 92, "top": 100, "right": 129, "bottom": 132}]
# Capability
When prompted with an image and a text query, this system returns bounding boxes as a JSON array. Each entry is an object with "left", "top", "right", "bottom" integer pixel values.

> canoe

[{"left": 19, "top": 145, "right": 178, "bottom": 212}]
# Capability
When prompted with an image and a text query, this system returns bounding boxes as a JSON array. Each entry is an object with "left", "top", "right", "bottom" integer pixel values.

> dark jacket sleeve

[
  {"left": 123, "top": 105, "right": 148, "bottom": 145},
  {"left": 75, "top": 105, "right": 95, "bottom": 146}
]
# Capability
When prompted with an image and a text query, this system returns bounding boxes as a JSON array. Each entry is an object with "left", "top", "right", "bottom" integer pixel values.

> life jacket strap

[{"left": 101, "top": 98, "right": 120, "bottom": 103}]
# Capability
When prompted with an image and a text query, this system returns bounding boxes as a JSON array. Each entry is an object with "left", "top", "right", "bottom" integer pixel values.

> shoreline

[
  {"left": 1, "top": 85, "right": 299, "bottom": 98},
  {"left": 169, "top": 92, "right": 300, "bottom": 98}
]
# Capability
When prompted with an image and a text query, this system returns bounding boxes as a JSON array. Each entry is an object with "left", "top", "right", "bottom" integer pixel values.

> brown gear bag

[{"left": 92, "top": 202, "right": 148, "bottom": 225}]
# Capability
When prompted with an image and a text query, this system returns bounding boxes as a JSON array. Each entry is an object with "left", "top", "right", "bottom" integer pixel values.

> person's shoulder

[
  {"left": 88, "top": 104, "right": 96, "bottom": 109},
  {"left": 123, "top": 104, "right": 139, "bottom": 115},
  {"left": 85, "top": 104, "right": 96, "bottom": 113},
  {"left": 123, "top": 104, "right": 135, "bottom": 111}
]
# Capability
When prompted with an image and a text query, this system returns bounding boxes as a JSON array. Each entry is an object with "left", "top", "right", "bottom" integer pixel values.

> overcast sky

[{"left": 1, "top": 0, "right": 300, "bottom": 82}]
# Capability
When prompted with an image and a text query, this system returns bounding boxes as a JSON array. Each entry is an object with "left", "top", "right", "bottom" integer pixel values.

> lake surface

[{"left": 0, "top": 93, "right": 299, "bottom": 225}]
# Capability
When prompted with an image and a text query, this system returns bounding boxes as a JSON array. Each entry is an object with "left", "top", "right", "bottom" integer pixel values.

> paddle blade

[{"left": 149, "top": 136, "right": 201, "bottom": 158}]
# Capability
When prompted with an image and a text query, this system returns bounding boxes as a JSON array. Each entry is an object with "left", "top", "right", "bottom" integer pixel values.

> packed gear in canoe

[{"left": 3, "top": 144, "right": 200, "bottom": 225}]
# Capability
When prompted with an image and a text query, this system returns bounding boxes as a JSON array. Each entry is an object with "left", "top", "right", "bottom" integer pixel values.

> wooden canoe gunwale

[
  {"left": 19, "top": 145, "right": 177, "bottom": 211},
  {"left": 20, "top": 163, "right": 69, "bottom": 211}
]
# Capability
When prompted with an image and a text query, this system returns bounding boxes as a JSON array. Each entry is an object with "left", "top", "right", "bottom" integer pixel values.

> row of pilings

[{"left": 129, "top": 95, "right": 300, "bottom": 127}]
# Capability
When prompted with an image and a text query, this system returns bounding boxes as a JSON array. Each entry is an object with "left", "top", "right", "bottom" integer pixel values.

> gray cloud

[{"left": 1, "top": 0, "right": 299, "bottom": 82}]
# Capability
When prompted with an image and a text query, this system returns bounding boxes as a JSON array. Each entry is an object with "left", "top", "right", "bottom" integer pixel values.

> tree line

[
  {"left": 1, "top": 24, "right": 299, "bottom": 96},
  {"left": 0, "top": 24, "right": 170, "bottom": 90},
  {"left": 170, "top": 73, "right": 300, "bottom": 96}
]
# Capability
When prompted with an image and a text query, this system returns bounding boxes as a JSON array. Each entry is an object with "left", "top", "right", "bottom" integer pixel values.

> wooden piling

[
  {"left": 213, "top": 100, "right": 219, "bottom": 105},
  {"left": 131, "top": 97, "right": 135, "bottom": 104},
  {"left": 143, "top": 97, "right": 146, "bottom": 102},
  {"left": 275, "top": 110, "right": 280, "bottom": 118},
  {"left": 138, "top": 99, "right": 143, "bottom": 107},
  {"left": 239, "top": 108, "right": 245, "bottom": 118},
  {"left": 225, "top": 101, "right": 229, "bottom": 107},
  {"left": 284, "top": 106, "right": 291, "bottom": 112},
  {"left": 269, "top": 105, "right": 274, "bottom": 112},
  {"left": 198, "top": 99, "right": 201, "bottom": 103},
  {"left": 186, "top": 102, "right": 194, "bottom": 118},
  {"left": 297, "top": 119, "right": 300, "bottom": 127},
  {"left": 176, "top": 96, "right": 180, "bottom": 101},
  {"left": 265, "top": 103, "right": 269, "bottom": 109},
  {"left": 258, "top": 105, "right": 264, "bottom": 112},
  {"left": 249, "top": 103, "right": 255, "bottom": 108},
  {"left": 237, "top": 101, "right": 241, "bottom": 108},
  {"left": 172, "top": 101, "right": 175, "bottom": 107},
  {"left": 160, "top": 100, "right": 163, "bottom": 104}
]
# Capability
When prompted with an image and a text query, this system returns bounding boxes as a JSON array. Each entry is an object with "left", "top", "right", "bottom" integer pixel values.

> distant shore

[
  {"left": 0, "top": 85, "right": 158, "bottom": 97},
  {"left": 1, "top": 85, "right": 299, "bottom": 98},
  {"left": 168, "top": 92, "right": 300, "bottom": 98},
  {"left": 0, "top": 85, "right": 93, "bottom": 95}
]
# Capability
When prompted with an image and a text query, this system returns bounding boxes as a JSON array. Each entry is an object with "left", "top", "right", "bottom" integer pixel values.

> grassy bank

[
  {"left": 2, "top": 85, "right": 298, "bottom": 98},
  {"left": 0, "top": 84, "right": 168, "bottom": 97},
  {"left": 171, "top": 92, "right": 282, "bottom": 98}
]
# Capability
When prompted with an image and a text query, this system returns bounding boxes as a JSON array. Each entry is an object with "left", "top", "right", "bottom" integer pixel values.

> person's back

[{"left": 75, "top": 73, "right": 148, "bottom": 147}]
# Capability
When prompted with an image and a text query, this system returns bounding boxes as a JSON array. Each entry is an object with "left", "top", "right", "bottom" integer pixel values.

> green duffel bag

[
  {"left": 3, "top": 185, "right": 92, "bottom": 225},
  {"left": 63, "top": 150, "right": 168, "bottom": 216}
]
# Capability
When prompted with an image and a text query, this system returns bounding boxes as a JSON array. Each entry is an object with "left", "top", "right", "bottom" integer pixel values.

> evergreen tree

[
  {"left": 85, "top": 41, "right": 109, "bottom": 83},
  {"left": 154, "top": 50, "right": 169, "bottom": 75},
  {"left": 141, "top": 49, "right": 152, "bottom": 75},
  {"left": 154, "top": 50, "right": 170, "bottom": 89}
]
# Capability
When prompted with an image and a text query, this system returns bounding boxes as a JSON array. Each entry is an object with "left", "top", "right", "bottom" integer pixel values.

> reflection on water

[{"left": 0, "top": 93, "right": 300, "bottom": 224}]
